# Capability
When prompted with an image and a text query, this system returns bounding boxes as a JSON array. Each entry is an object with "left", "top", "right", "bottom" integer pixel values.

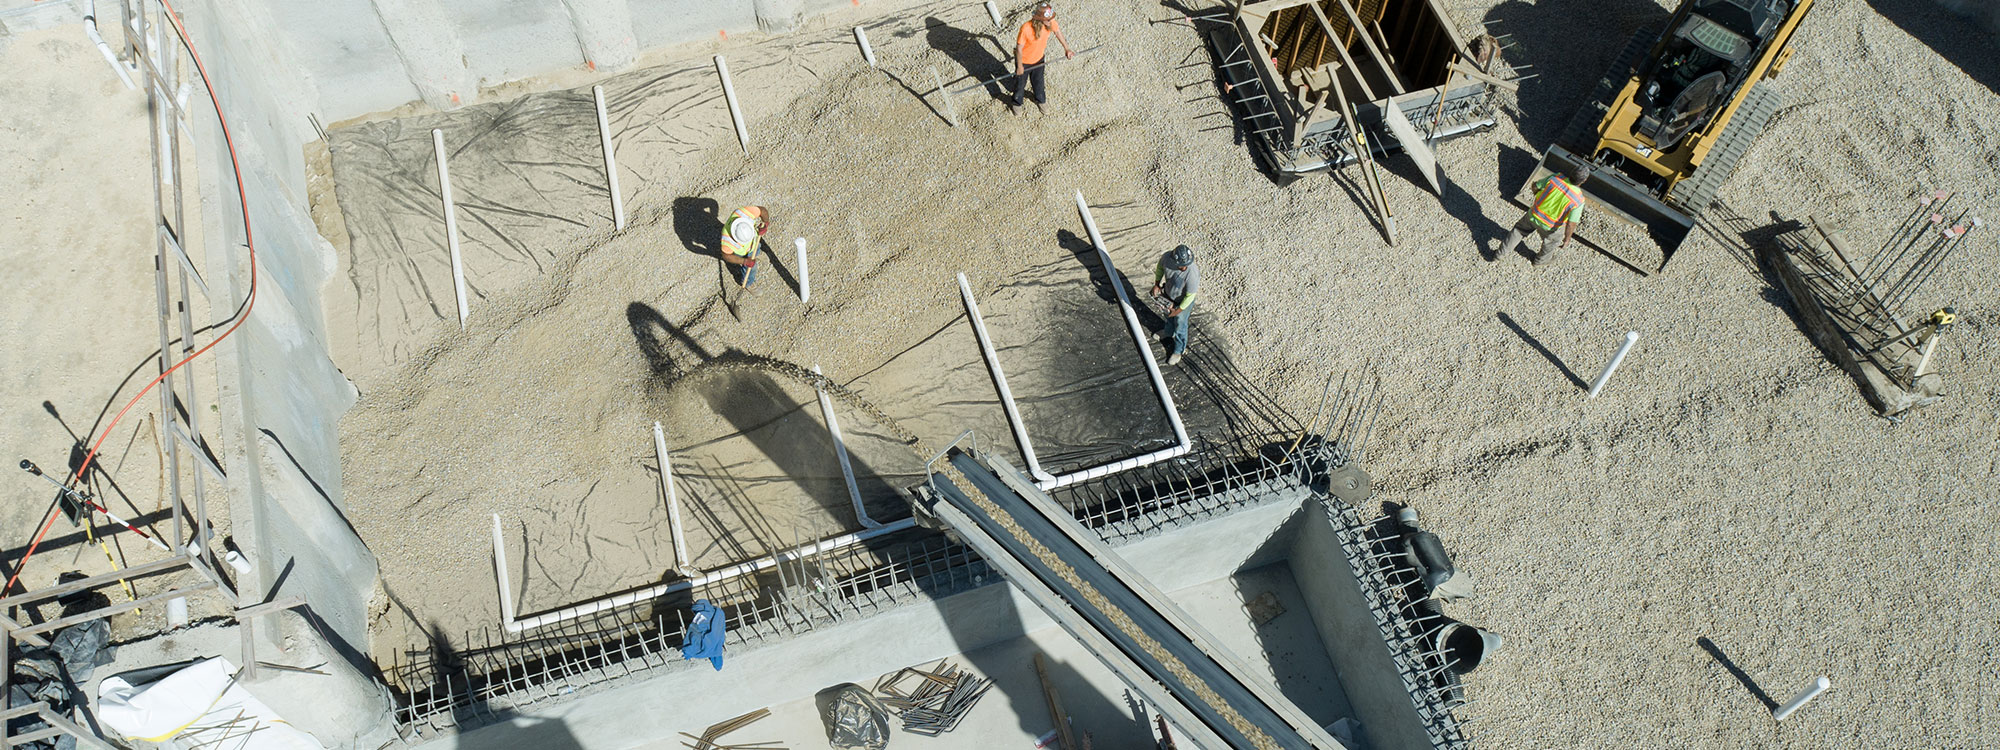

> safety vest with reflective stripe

[
  {"left": 1530, "top": 176, "right": 1583, "bottom": 231},
  {"left": 721, "top": 208, "right": 760, "bottom": 257}
]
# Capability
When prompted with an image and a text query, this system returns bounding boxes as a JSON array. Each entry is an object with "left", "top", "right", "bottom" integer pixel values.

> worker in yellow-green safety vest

[
  {"left": 720, "top": 205, "right": 770, "bottom": 289},
  {"left": 1500, "top": 166, "right": 1590, "bottom": 266}
]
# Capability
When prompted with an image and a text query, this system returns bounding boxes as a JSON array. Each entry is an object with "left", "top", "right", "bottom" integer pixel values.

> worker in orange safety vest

[{"left": 1499, "top": 166, "right": 1589, "bottom": 266}]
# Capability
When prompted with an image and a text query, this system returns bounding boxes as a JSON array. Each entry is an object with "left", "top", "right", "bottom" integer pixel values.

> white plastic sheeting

[{"left": 97, "top": 657, "right": 318, "bottom": 748}]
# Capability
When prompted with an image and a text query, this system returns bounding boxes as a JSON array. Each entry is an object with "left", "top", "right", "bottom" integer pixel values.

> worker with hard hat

[
  {"left": 720, "top": 205, "right": 771, "bottom": 289},
  {"left": 1150, "top": 244, "right": 1199, "bottom": 366},
  {"left": 1500, "top": 166, "right": 1590, "bottom": 266},
  {"left": 1011, "top": 2, "right": 1075, "bottom": 114}
]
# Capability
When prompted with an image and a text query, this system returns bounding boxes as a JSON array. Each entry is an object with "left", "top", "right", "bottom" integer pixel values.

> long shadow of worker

[
  {"left": 1867, "top": 0, "right": 2000, "bottom": 95},
  {"left": 672, "top": 197, "right": 723, "bottom": 258},
  {"left": 1482, "top": 0, "right": 1672, "bottom": 146},
  {"left": 926, "top": 16, "right": 1011, "bottom": 101}
]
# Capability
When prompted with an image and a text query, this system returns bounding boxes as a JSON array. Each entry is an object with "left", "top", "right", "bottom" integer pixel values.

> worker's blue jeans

[
  {"left": 1164, "top": 311, "right": 1189, "bottom": 357},
  {"left": 730, "top": 254, "right": 758, "bottom": 286}
]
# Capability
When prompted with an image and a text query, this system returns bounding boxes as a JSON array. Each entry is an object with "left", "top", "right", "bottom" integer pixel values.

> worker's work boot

[
  {"left": 1167, "top": 351, "right": 1184, "bottom": 366},
  {"left": 1531, "top": 249, "right": 1554, "bottom": 267},
  {"left": 1034, "top": 100, "right": 1045, "bottom": 115}
]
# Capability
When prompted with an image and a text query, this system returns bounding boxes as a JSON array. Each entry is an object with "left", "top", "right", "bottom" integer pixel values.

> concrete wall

[
  {"left": 174, "top": 0, "right": 394, "bottom": 744},
  {"left": 432, "top": 492, "right": 1306, "bottom": 750},
  {"left": 263, "top": 0, "right": 889, "bottom": 122},
  {"left": 1288, "top": 501, "right": 1433, "bottom": 750}
]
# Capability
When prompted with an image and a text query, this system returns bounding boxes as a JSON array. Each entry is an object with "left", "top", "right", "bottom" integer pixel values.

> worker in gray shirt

[{"left": 1149, "top": 244, "right": 1198, "bottom": 366}]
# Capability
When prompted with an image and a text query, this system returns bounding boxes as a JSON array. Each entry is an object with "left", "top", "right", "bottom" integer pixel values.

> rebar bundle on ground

[{"left": 873, "top": 659, "right": 993, "bottom": 736}]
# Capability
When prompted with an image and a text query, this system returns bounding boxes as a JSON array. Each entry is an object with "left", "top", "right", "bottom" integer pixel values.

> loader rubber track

[
  {"left": 1557, "top": 27, "right": 1657, "bottom": 154},
  {"left": 1669, "top": 83, "right": 1783, "bottom": 215}
]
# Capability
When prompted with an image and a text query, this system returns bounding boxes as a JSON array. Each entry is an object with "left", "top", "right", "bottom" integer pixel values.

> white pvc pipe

[
  {"left": 1038, "top": 443, "right": 1193, "bottom": 491},
  {"left": 796, "top": 238, "right": 811, "bottom": 304},
  {"left": 814, "top": 365, "right": 874, "bottom": 528},
  {"left": 854, "top": 26, "right": 876, "bottom": 67},
  {"left": 1073, "top": 191, "right": 1192, "bottom": 447},
  {"left": 930, "top": 65, "right": 958, "bottom": 127},
  {"left": 506, "top": 518, "right": 918, "bottom": 633},
  {"left": 432, "top": 129, "right": 470, "bottom": 328},
  {"left": 1914, "top": 332, "right": 1940, "bottom": 378},
  {"left": 1772, "top": 676, "right": 1830, "bottom": 722},
  {"left": 985, "top": 0, "right": 1004, "bottom": 28},
  {"left": 655, "top": 421, "right": 691, "bottom": 572},
  {"left": 958, "top": 273, "right": 1055, "bottom": 483},
  {"left": 714, "top": 55, "right": 750, "bottom": 154},
  {"left": 491, "top": 514, "right": 516, "bottom": 623},
  {"left": 1587, "top": 331, "right": 1640, "bottom": 398},
  {"left": 592, "top": 85, "right": 626, "bottom": 231},
  {"left": 83, "top": 0, "right": 137, "bottom": 89}
]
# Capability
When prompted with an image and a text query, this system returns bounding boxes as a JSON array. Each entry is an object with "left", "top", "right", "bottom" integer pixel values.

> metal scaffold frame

[{"left": 2, "top": 0, "right": 238, "bottom": 745}]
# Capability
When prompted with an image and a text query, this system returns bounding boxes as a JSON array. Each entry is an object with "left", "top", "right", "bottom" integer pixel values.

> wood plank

[
  {"left": 1381, "top": 99, "right": 1444, "bottom": 195},
  {"left": 1330, "top": 0, "right": 1404, "bottom": 94},
  {"left": 1035, "top": 653, "right": 1078, "bottom": 750},
  {"left": 1306, "top": 2, "right": 1376, "bottom": 101}
]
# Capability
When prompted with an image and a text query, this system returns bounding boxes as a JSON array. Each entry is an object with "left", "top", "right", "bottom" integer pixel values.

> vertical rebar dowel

[
  {"left": 1587, "top": 331, "right": 1640, "bottom": 398},
  {"left": 813, "top": 365, "right": 874, "bottom": 527},
  {"left": 854, "top": 26, "right": 876, "bottom": 67},
  {"left": 1772, "top": 676, "right": 1830, "bottom": 721},
  {"left": 491, "top": 514, "right": 515, "bottom": 624},
  {"left": 985, "top": 0, "right": 1003, "bottom": 28},
  {"left": 655, "top": 421, "right": 693, "bottom": 572},
  {"left": 796, "top": 238, "right": 811, "bottom": 304},
  {"left": 930, "top": 65, "right": 958, "bottom": 127},
  {"left": 433, "top": 129, "right": 470, "bottom": 327},
  {"left": 714, "top": 55, "right": 750, "bottom": 153},
  {"left": 592, "top": 85, "right": 625, "bottom": 231}
]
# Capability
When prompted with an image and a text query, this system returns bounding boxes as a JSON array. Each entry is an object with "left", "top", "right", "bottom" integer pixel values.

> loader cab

[{"left": 1633, "top": 0, "right": 1790, "bottom": 149}]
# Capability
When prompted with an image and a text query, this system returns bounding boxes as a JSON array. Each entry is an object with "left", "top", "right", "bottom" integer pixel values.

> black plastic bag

[{"left": 816, "top": 683, "right": 891, "bottom": 749}]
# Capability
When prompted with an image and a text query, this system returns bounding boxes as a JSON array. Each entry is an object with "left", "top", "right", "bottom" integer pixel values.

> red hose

[{"left": 5, "top": 0, "right": 257, "bottom": 593}]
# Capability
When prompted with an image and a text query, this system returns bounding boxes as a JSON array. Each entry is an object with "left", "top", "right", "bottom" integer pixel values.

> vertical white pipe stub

[
  {"left": 930, "top": 65, "right": 958, "bottom": 127},
  {"left": 1588, "top": 331, "right": 1640, "bottom": 398},
  {"left": 854, "top": 26, "right": 877, "bottom": 67},
  {"left": 715, "top": 55, "right": 750, "bottom": 154},
  {"left": 796, "top": 238, "right": 811, "bottom": 304},
  {"left": 490, "top": 514, "right": 515, "bottom": 624},
  {"left": 985, "top": 1, "right": 1004, "bottom": 28},
  {"left": 593, "top": 85, "right": 625, "bottom": 231},
  {"left": 433, "top": 129, "right": 470, "bottom": 328},
  {"left": 814, "top": 365, "right": 873, "bottom": 527},
  {"left": 1772, "top": 676, "right": 1830, "bottom": 722},
  {"left": 655, "top": 421, "right": 692, "bottom": 572}
]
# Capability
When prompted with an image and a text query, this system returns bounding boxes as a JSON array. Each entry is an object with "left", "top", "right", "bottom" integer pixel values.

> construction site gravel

[{"left": 311, "top": 0, "right": 1998, "bottom": 747}]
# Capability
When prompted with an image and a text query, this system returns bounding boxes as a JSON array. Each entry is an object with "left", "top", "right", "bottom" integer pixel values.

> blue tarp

[{"left": 680, "top": 599, "right": 726, "bottom": 670}]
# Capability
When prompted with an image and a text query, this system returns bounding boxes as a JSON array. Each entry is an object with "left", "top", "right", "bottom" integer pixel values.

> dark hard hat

[
  {"left": 1169, "top": 244, "right": 1193, "bottom": 267},
  {"left": 1568, "top": 165, "right": 1592, "bottom": 185}
]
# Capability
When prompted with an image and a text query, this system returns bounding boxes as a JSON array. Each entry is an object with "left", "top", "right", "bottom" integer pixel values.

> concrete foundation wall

[
  {"left": 176, "top": 0, "right": 393, "bottom": 744},
  {"left": 260, "top": 0, "right": 902, "bottom": 122},
  {"left": 1288, "top": 501, "right": 1433, "bottom": 750},
  {"left": 433, "top": 493, "right": 1306, "bottom": 750}
]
